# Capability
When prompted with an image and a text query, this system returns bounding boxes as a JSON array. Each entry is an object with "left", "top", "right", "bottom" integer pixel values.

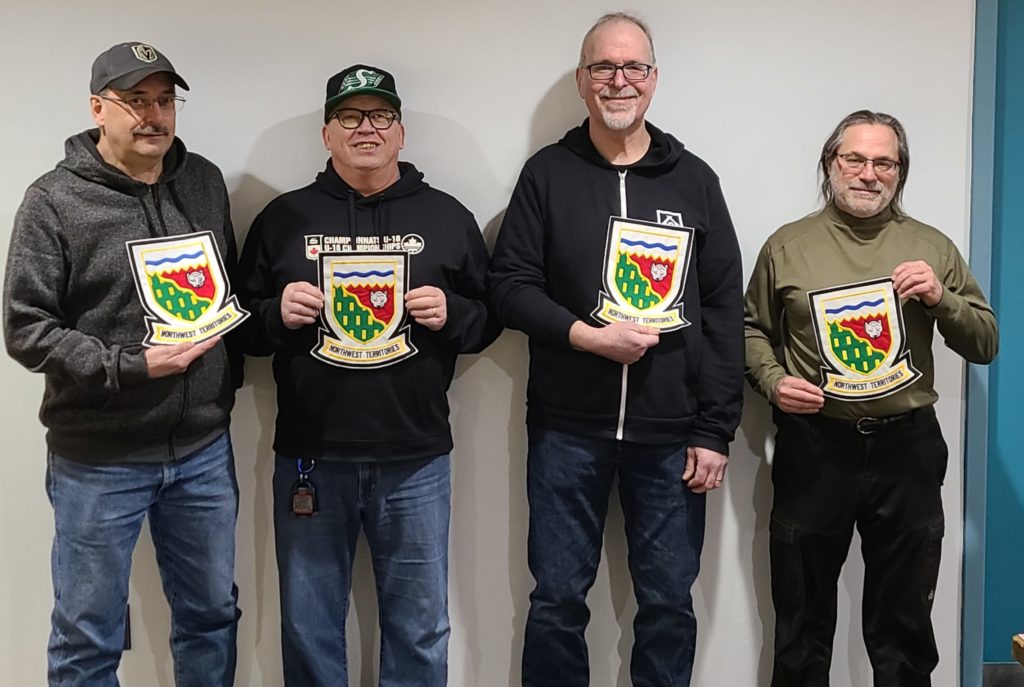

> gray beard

[
  {"left": 829, "top": 170, "right": 893, "bottom": 218},
  {"left": 601, "top": 110, "right": 636, "bottom": 131}
]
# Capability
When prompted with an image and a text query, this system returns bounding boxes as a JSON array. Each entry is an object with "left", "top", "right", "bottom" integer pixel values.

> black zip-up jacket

[
  {"left": 488, "top": 120, "right": 743, "bottom": 453},
  {"left": 237, "top": 161, "right": 500, "bottom": 461},
  {"left": 4, "top": 130, "right": 239, "bottom": 464}
]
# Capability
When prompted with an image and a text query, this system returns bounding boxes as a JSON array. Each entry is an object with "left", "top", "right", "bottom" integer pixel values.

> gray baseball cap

[{"left": 90, "top": 42, "right": 189, "bottom": 94}]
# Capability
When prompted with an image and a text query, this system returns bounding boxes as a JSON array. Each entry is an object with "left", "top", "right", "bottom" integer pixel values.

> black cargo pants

[{"left": 769, "top": 405, "right": 947, "bottom": 687}]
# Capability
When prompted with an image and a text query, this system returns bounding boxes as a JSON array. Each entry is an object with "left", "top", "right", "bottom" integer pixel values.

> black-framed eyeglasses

[
  {"left": 99, "top": 94, "right": 185, "bottom": 114},
  {"left": 835, "top": 153, "right": 900, "bottom": 175},
  {"left": 584, "top": 62, "right": 653, "bottom": 82},
  {"left": 329, "top": 108, "right": 401, "bottom": 130}
]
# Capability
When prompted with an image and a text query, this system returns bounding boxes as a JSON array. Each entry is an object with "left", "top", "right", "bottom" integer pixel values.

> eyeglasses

[
  {"left": 835, "top": 153, "right": 899, "bottom": 175},
  {"left": 99, "top": 94, "right": 185, "bottom": 114},
  {"left": 584, "top": 62, "right": 653, "bottom": 82},
  {"left": 329, "top": 108, "right": 401, "bottom": 130}
]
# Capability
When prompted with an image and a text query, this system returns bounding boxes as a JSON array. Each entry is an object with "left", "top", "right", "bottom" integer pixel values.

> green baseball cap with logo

[{"left": 324, "top": 64, "right": 401, "bottom": 121}]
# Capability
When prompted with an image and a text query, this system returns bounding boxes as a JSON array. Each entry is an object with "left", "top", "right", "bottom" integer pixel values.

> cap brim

[
  {"left": 324, "top": 88, "right": 401, "bottom": 118},
  {"left": 102, "top": 67, "right": 189, "bottom": 93}
]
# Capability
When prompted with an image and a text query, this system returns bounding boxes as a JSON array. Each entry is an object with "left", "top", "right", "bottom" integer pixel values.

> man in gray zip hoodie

[{"left": 4, "top": 42, "right": 242, "bottom": 686}]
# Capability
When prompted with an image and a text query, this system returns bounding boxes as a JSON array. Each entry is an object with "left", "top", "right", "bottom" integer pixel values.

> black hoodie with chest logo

[
  {"left": 488, "top": 119, "right": 743, "bottom": 453},
  {"left": 237, "top": 161, "right": 500, "bottom": 462}
]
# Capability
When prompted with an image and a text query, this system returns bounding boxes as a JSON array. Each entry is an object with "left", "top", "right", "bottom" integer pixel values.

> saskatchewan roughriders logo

[
  {"left": 127, "top": 232, "right": 248, "bottom": 345},
  {"left": 592, "top": 216, "right": 694, "bottom": 331},
  {"left": 312, "top": 252, "right": 416, "bottom": 368},
  {"left": 808, "top": 278, "right": 921, "bottom": 400}
]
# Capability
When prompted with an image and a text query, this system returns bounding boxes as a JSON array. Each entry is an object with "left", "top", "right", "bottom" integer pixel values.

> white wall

[{"left": 0, "top": 1, "right": 977, "bottom": 685}]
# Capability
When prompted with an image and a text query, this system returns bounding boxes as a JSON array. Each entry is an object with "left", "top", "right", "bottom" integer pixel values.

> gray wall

[{"left": 0, "top": 1, "right": 977, "bottom": 684}]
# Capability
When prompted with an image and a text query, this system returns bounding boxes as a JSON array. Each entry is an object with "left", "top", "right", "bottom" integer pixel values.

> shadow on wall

[
  {"left": 531, "top": 70, "right": 586, "bottom": 155},
  {"left": 733, "top": 386, "right": 776, "bottom": 687}
]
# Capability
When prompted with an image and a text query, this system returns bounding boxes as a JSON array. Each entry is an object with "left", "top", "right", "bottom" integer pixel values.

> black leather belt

[{"left": 811, "top": 407, "right": 930, "bottom": 436}]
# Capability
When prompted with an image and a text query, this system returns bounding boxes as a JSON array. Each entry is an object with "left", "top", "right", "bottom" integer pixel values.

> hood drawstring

[
  {"left": 346, "top": 190, "right": 356, "bottom": 239},
  {"left": 343, "top": 192, "right": 389, "bottom": 238},
  {"left": 138, "top": 182, "right": 197, "bottom": 239},
  {"left": 373, "top": 198, "right": 385, "bottom": 237},
  {"left": 137, "top": 191, "right": 161, "bottom": 238},
  {"left": 167, "top": 182, "right": 200, "bottom": 234}
]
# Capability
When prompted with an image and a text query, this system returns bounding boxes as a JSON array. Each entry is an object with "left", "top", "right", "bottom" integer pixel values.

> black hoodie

[
  {"left": 4, "top": 130, "right": 239, "bottom": 463},
  {"left": 488, "top": 120, "right": 743, "bottom": 452},
  {"left": 238, "top": 161, "right": 500, "bottom": 461}
]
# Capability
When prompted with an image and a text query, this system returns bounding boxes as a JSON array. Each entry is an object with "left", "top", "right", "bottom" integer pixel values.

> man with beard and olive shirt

[
  {"left": 745, "top": 110, "right": 998, "bottom": 686},
  {"left": 4, "top": 42, "right": 243, "bottom": 686},
  {"left": 237, "top": 64, "right": 499, "bottom": 686},
  {"left": 488, "top": 13, "right": 744, "bottom": 687}
]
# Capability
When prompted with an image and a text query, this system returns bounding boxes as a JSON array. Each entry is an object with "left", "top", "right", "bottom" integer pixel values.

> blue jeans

[
  {"left": 46, "top": 431, "right": 240, "bottom": 687},
  {"left": 273, "top": 454, "right": 451, "bottom": 687},
  {"left": 522, "top": 429, "right": 706, "bottom": 687}
]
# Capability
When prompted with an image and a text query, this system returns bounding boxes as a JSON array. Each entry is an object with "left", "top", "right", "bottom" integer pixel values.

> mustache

[
  {"left": 132, "top": 125, "right": 170, "bottom": 136},
  {"left": 599, "top": 85, "right": 639, "bottom": 98}
]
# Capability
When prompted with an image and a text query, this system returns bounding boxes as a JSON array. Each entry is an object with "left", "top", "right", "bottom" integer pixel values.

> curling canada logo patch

[
  {"left": 592, "top": 216, "right": 694, "bottom": 331},
  {"left": 127, "top": 232, "right": 248, "bottom": 345},
  {"left": 807, "top": 277, "right": 921, "bottom": 400}
]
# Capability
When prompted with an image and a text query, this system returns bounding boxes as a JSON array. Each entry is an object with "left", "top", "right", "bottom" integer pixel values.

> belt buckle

[{"left": 855, "top": 417, "right": 879, "bottom": 435}]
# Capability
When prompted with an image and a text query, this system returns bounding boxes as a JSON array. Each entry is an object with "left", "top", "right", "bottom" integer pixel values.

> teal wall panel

[{"left": 984, "top": 0, "right": 1024, "bottom": 663}]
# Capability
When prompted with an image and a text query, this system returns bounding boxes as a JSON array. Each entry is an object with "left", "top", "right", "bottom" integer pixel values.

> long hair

[{"left": 818, "top": 110, "right": 910, "bottom": 218}]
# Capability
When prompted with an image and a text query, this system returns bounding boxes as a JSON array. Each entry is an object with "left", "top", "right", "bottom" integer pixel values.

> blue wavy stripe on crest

[
  {"left": 145, "top": 250, "right": 204, "bottom": 266},
  {"left": 333, "top": 270, "right": 394, "bottom": 279},
  {"left": 619, "top": 238, "right": 677, "bottom": 251},
  {"left": 825, "top": 298, "right": 885, "bottom": 315}
]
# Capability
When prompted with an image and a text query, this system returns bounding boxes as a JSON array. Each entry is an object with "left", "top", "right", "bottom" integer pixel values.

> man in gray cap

[{"left": 4, "top": 42, "right": 243, "bottom": 685}]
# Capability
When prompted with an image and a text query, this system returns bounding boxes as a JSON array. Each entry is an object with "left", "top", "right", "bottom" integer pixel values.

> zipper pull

[{"left": 618, "top": 170, "right": 628, "bottom": 218}]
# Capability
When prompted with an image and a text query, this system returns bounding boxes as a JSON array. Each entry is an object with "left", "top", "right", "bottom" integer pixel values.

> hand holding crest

[
  {"left": 145, "top": 336, "right": 221, "bottom": 378},
  {"left": 282, "top": 282, "right": 325, "bottom": 330},
  {"left": 774, "top": 375, "right": 825, "bottom": 414},
  {"left": 892, "top": 260, "right": 943, "bottom": 307},
  {"left": 406, "top": 286, "right": 447, "bottom": 331},
  {"left": 569, "top": 321, "right": 659, "bottom": 364}
]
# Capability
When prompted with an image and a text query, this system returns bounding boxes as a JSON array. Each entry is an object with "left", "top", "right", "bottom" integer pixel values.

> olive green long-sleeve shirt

[{"left": 744, "top": 203, "right": 998, "bottom": 420}]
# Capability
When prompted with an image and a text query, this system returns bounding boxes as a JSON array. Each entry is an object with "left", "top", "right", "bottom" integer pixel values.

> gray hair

[
  {"left": 578, "top": 12, "right": 656, "bottom": 68},
  {"left": 819, "top": 110, "right": 910, "bottom": 218}
]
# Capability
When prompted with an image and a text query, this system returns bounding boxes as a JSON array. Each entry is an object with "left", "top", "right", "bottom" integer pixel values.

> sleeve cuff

[
  {"left": 117, "top": 347, "right": 151, "bottom": 386},
  {"left": 689, "top": 432, "right": 729, "bottom": 456},
  {"left": 923, "top": 288, "right": 957, "bottom": 320}
]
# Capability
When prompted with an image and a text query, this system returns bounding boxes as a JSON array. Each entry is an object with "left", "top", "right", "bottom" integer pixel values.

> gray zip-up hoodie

[{"left": 4, "top": 129, "right": 239, "bottom": 464}]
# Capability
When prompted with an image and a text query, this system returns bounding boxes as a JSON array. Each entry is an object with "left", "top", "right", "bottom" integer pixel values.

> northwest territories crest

[
  {"left": 127, "top": 232, "right": 248, "bottom": 346},
  {"left": 312, "top": 252, "right": 416, "bottom": 368},
  {"left": 807, "top": 277, "right": 921, "bottom": 400},
  {"left": 592, "top": 217, "right": 694, "bottom": 331}
]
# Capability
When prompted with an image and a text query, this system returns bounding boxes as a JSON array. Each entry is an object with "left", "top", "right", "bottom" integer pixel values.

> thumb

[{"left": 682, "top": 448, "right": 696, "bottom": 480}]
